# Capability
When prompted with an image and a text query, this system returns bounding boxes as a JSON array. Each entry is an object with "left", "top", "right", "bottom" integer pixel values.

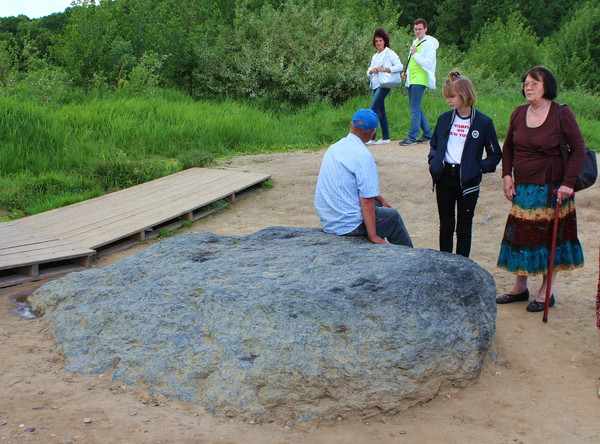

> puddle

[{"left": 10, "top": 292, "right": 38, "bottom": 319}]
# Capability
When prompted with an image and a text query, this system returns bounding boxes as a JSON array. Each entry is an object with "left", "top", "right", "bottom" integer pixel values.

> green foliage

[
  {"left": 177, "top": 150, "right": 216, "bottom": 169},
  {"left": 93, "top": 157, "right": 180, "bottom": 190},
  {"left": 120, "top": 50, "right": 166, "bottom": 94},
  {"left": 192, "top": 1, "right": 376, "bottom": 107},
  {"left": 0, "top": 172, "right": 101, "bottom": 217},
  {"left": 544, "top": 0, "right": 600, "bottom": 92},
  {"left": 0, "top": 40, "right": 15, "bottom": 87},
  {"left": 158, "top": 228, "right": 176, "bottom": 237},
  {"left": 461, "top": 12, "right": 542, "bottom": 86}
]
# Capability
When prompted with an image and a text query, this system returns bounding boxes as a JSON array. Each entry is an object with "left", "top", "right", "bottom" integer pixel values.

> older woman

[
  {"left": 366, "top": 28, "right": 403, "bottom": 145},
  {"left": 496, "top": 66, "right": 586, "bottom": 312}
]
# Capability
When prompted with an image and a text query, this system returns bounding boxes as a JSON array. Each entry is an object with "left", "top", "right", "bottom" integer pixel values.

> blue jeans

[
  {"left": 407, "top": 84, "right": 432, "bottom": 141},
  {"left": 347, "top": 205, "right": 413, "bottom": 247},
  {"left": 369, "top": 87, "right": 391, "bottom": 140}
]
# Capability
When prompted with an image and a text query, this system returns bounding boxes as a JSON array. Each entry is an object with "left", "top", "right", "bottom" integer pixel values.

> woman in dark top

[{"left": 496, "top": 66, "right": 586, "bottom": 312}]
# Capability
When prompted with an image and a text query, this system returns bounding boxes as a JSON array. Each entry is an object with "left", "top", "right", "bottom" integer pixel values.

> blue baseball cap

[{"left": 352, "top": 108, "right": 378, "bottom": 130}]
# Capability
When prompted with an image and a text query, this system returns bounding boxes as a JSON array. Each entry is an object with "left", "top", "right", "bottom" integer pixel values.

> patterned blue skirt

[{"left": 497, "top": 183, "right": 584, "bottom": 276}]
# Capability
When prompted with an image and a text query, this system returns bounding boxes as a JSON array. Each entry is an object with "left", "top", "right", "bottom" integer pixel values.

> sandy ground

[{"left": 1, "top": 142, "right": 599, "bottom": 443}]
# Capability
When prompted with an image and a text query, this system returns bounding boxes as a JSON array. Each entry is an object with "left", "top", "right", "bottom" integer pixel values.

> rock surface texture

[{"left": 30, "top": 227, "right": 497, "bottom": 420}]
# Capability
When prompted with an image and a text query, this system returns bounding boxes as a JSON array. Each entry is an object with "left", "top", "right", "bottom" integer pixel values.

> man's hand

[
  {"left": 368, "top": 234, "right": 389, "bottom": 244},
  {"left": 375, "top": 195, "right": 391, "bottom": 208}
]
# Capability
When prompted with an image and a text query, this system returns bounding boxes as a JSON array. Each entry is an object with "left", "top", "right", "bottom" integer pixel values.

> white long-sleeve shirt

[
  {"left": 405, "top": 35, "right": 439, "bottom": 89},
  {"left": 367, "top": 47, "right": 403, "bottom": 90}
]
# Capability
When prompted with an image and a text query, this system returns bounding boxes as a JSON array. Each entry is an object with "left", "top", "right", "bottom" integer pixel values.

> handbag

[
  {"left": 378, "top": 71, "right": 402, "bottom": 88},
  {"left": 557, "top": 104, "right": 598, "bottom": 191}
]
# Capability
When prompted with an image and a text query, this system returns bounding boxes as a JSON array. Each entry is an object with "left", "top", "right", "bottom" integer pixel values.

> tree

[
  {"left": 462, "top": 12, "right": 542, "bottom": 84},
  {"left": 545, "top": 0, "right": 600, "bottom": 92}
]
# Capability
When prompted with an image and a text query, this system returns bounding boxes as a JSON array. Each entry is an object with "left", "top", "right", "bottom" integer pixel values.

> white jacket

[
  {"left": 405, "top": 35, "right": 439, "bottom": 89},
  {"left": 367, "top": 47, "right": 403, "bottom": 90}
]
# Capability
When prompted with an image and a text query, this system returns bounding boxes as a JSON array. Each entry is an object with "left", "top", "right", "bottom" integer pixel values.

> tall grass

[{"left": 0, "top": 87, "right": 598, "bottom": 219}]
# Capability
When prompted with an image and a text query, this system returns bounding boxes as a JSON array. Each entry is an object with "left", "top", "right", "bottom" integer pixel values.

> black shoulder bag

[{"left": 557, "top": 104, "right": 597, "bottom": 191}]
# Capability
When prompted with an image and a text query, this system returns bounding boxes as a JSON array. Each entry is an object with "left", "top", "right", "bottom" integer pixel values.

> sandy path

[{"left": 1, "top": 142, "right": 598, "bottom": 443}]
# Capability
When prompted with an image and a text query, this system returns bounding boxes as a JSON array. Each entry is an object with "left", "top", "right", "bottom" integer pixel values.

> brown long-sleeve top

[{"left": 502, "top": 101, "right": 586, "bottom": 188}]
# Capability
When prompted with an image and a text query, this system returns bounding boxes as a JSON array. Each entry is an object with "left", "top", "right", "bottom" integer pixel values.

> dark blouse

[{"left": 502, "top": 101, "right": 586, "bottom": 188}]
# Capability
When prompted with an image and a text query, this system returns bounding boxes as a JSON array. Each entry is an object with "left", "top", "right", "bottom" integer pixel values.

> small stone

[
  {"left": 32, "top": 406, "right": 44, "bottom": 410},
  {"left": 399, "top": 430, "right": 408, "bottom": 435},
  {"left": 284, "top": 426, "right": 291, "bottom": 430},
  {"left": 0, "top": 420, "right": 7, "bottom": 426},
  {"left": 82, "top": 418, "right": 92, "bottom": 424},
  {"left": 248, "top": 420, "right": 255, "bottom": 424},
  {"left": 23, "top": 427, "right": 35, "bottom": 432},
  {"left": 129, "top": 409, "right": 138, "bottom": 417},
  {"left": 336, "top": 416, "right": 343, "bottom": 421}
]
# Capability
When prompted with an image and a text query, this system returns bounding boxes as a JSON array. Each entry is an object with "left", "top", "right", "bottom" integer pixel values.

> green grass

[{"left": 0, "top": 87, "right": 598, "bottom": 218}]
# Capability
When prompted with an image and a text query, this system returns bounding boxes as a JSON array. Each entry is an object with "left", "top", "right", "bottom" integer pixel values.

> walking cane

[{"left": 543, "top": 195, "right": 561, "bottom": 323}]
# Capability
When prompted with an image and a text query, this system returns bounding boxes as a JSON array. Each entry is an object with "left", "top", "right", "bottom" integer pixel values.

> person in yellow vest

[{"left": 399, "top": 18, "right": 439, "bottom": 146}]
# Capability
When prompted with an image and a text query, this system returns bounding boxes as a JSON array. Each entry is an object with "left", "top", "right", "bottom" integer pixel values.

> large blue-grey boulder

[{"left": 30, "top": 227, "right": 497, "bottom": 420}]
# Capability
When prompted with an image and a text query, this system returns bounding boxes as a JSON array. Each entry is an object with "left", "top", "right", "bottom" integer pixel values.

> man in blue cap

[{"left": 314, "top": 108, "right": 413, "bottom": 246}]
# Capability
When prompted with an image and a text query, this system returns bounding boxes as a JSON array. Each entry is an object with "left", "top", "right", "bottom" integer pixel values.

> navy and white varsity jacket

[{"left": 428, "top": 108, "right": 502, "bottom": 195}]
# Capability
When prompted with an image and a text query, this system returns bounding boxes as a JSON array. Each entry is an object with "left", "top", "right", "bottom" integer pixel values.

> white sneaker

[
  {"left": 365, "top": 140, "right": 376, "bottom": 145},
  {"left": 374, "top": 139, "right": 391, "bottom": 145}
]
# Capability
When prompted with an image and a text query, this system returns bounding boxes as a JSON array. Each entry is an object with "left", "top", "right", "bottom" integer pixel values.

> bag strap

[
  {"left": 556, "top": 104, "right": 570, "bottom": 165},
  {"left": 404, "top": 39, "right": 426, "bottom": 72}
]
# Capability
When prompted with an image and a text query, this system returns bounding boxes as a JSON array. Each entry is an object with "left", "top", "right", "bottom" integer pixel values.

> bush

[
  {"left": 192, "top": 2, "right": 381, "bottom": 107},
  {"left": 544, "top": 0, "right": 600, "bottom": 92},
  {"left": 461, "top": 12, "right": 542, "bottom": 86}
]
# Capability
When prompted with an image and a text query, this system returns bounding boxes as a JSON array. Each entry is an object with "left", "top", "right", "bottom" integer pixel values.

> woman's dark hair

[
  {"left": 521, "top": 66, "right": 557, "bottom": 100},
  {"left": 373, "top": 28, "right": 390, "bottom": 48}
]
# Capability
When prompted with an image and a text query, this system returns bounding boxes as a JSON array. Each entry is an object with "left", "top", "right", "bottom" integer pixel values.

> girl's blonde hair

[{"left": 442, "top": 71, "right": 477, "bottom": 107}]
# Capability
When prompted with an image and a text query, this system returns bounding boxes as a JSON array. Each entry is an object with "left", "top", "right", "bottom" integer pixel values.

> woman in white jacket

[{"left": 366, "top": 28, "right": 403, "bottom": 145}]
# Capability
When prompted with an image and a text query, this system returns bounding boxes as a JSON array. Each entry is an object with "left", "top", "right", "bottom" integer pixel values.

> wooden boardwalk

[{"left": 0, "top": 168, "right": 271, "bottom": 287}]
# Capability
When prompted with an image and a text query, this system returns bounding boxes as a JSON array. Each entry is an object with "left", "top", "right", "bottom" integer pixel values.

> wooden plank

[
  {"left": 0, "top": 223, "right": 95, "bottom": 270},
  {"left": 1, "top": 167, "right": 270, "bottom": 286},
  {"left": 14, "top": 168, "right": 270, "bottom": 250},
  {"left": 14, "top": 169, "right": 234, "bottom": 230},
  {"left": 15, "top": 169, "right": 269, "bottom": 238},
  {"left": 0, "top": 248, "right": 94, "bottom": 269}
]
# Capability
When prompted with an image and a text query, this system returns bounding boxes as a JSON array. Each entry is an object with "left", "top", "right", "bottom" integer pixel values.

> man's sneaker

[
  {"left": 399, "top": 138, "right": 417, "bottom": 146},
  {"left": 365, "top": 140, "right": 377, "bottom": 145},
  {"left": 374, "top": 139, "right": 391, "bottom": 145},
  {"left": 416, "top": 136, "right": 432, "bottom": 143}
]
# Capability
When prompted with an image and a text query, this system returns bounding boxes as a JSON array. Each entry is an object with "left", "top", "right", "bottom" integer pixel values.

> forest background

[{"left": 0, "top": 0, "right": 598, "bottom": 219}]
